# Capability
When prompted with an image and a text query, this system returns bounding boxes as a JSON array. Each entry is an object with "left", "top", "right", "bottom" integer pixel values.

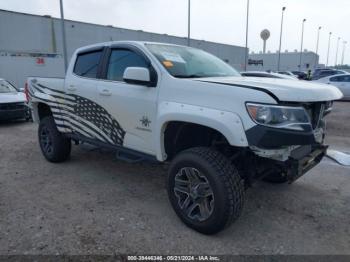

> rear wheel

[
  {"left": 167, "top": 147, "right": 245, "bottom": 235},
  {"left": 38, "top": 116, "right": 71, "bottom": 163}
]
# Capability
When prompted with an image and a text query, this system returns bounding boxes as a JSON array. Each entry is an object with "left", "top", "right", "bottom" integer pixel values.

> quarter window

[
  {"left": 74, "top": 50, "right": 103, "bottom": 78},
  {"left": 106, "top": 49, "right": 148, "bottom": 81}
]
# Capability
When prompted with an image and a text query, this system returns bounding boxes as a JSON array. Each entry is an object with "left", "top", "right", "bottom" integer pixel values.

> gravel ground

[{"left": 0, "top": 102, "right": 349, "bottom": 255}]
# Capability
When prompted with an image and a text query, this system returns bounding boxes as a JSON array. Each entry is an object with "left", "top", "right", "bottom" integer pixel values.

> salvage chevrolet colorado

[{"left": 27, "top": 41, "right": 343, "bottom": 234}]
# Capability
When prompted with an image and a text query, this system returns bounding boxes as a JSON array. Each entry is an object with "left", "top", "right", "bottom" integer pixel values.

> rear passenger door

[
  {"left": 63, "top": 48, "right": 106, "bottom": 140},
  {"left": 96, "top": 46, "right": 159, "bottom": 155}
]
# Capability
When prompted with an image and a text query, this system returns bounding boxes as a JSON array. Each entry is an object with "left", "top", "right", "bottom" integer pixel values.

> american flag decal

[
  {"left": 73, "top": 96, "right": 125, "bottom": 145},
  {"left": 28, "top": 80, "right": 126, "bottom": 146}
]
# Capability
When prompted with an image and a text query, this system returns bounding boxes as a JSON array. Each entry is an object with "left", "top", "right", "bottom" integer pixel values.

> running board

[
  {"left": 116, "top": 149, "right": 145, "bottom": 163},
  {"left": 67, "top": 133, "right": 157, "bottom": 164}
]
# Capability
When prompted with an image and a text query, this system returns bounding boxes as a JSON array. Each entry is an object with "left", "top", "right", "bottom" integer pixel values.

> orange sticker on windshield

[{"left": 162, "top": 60, "right": 174, "bottom": 68}]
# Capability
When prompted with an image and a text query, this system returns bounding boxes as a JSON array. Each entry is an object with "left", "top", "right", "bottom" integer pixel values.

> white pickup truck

[{"left": 27, "top": 41, "right": 342, "bottom": 234}]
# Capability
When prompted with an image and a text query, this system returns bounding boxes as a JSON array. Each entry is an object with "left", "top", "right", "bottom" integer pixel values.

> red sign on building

[{"left": 36, "top": 57, "right": 45, "bottom": 65}]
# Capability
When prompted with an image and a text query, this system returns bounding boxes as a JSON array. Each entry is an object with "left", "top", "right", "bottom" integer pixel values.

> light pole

[
  {"left": 59, "top": 0, "right": 68, "bottom": 71},
  {"left": 315, "top": 26, "right": 322, "bottom": 68},
  {"left": 315, "top": 26, "right": 322, "bottom": 57},
  {"left": 299, "top": 19, "right": 306, "bottom": 71},
  {"left": 341, "top": 41, "right": 347, "bottom": 65},
  {"left": 335, "top": 37, "right": 341, "bottom": 66},
  {"left": 326, "top": 32, "right": 332, "bottom": 67},
  {"left": 277, "top": 6, "right": 286, "bottom": 71},
  {"left": 187, "top": 0, "right": 191, "bottom": 46},
  {"left": 244, "top": 0, "right": 250, "bottom": 71}
]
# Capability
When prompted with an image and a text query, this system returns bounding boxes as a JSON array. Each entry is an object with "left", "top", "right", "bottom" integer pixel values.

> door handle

[
  {"left": 99, "top": 89, "right": 112, "bottom": 96},
  {"left": 67, "top": 85, "right": 77, "bottom": 91}
]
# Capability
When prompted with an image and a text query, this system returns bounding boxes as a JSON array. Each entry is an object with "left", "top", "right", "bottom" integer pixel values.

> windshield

[
  {"left": 0, "top": 80, "right": 17, "bottom": 93},
  {"left": 146, "top": 44, "right": 240, "bottom": 78}
]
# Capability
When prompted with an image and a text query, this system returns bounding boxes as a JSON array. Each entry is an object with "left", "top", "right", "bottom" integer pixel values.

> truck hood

[
  {"left": 0, "top": 92, "right": 26, "bottom": 103},
  {"left": 196, "top": 76, "right": 343, "bottom": 102}
]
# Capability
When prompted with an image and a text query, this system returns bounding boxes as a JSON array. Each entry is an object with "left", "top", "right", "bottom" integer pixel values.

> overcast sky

[{"left": 1, "top": 0, "right": 349, "bottom": 65}]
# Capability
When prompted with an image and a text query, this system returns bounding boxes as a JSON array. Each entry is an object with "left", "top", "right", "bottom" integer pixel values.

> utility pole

[
  {"left": 299, "top": 19, "right": 306, "bottom": 71},
  {"left": 244, "top": 0, "right": 250, "bottom": 71},
  {"left": 59, "top": 0, "right": 68, "bottom": 71},
  {"left": 277, "top": 7, "right": 286, "bottom": 71},
  {"left": 187, "top": 0, "right": 191, "bottom": 46},
  {"left": 326, "top": 32, "right": 332, "bottom": 67}
]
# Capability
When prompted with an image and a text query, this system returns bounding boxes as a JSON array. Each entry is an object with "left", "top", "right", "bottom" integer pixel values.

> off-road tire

[
  {"left": 38, "top": 116, "right": 71, "bottom": 163},
  {"left": 167, "top": 147, "right": 245, "bottom": 235},
  {"left": 263, "top": 172, "right": 288, "bottom": 183}
]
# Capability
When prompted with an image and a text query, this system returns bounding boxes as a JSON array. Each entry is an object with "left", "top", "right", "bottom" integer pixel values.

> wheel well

[
  {"left": 164, "top": 122, "right": 230, "bottom": 160},
  {"left": 37, "top": 103, "right": 52, "bottom": 120}
]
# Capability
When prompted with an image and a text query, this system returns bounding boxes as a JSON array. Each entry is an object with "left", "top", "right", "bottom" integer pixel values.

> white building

[
  {"left": 0, "top": 9, "right": 247, "bottom": 89},
  {"left": 247, "top": 50, "right": 320, "bottom": 72}
]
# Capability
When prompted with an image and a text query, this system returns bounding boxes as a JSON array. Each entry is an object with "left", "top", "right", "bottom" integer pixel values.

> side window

[
  {"left": 106, "top": 49, "right": 148, "bottom": 81},
  {"left": 74, "top": 50, "right": 103, "bottom": 78},
  {"left": 330, "top": 76, "right": 340, "bottom": 82},
  {"left": 320, "top": 71, "right": 332, "bottom": 77}
]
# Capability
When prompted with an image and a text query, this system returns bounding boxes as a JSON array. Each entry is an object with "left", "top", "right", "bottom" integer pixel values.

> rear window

[
  {"left": 74, "top": 50, "right": 103, "bottom": 78},
  {"left": 320, "top": 71, "right": 335, "bottom": 76}
]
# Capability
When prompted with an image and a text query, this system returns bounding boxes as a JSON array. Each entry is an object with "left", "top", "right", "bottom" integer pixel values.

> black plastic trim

[
  {"left": 196, "top": 80, "right": 280, "bottom": 102},
  {"left": 246, "top": 124, "right": 316, "bottom": 149},
  {"left": 124, "top": 78, "right": 152, "bottom": 86}
]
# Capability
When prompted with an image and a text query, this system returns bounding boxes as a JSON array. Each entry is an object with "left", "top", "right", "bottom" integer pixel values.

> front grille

[
  {"left": 304, "top": 103, "right": 325, "bottom": 129},
  {"left": 0, "top": 102, "right": 25, "bottom": 110}
]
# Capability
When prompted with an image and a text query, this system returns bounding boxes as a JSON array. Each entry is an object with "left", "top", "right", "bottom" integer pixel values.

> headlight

[{"left": 246, "top": 103, "right": 311, "bottom": 131}]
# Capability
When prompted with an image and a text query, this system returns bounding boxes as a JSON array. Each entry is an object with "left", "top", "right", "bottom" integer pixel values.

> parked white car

[
  {"left": 316, "top": 74, "right": 350, "bottom": 100},
  {"left": 0, "top": 78, "right": 30, "bottom": 121},
  {"left": 27, "top": 41, "right": 342, "bottom": 234},
  {"left": 241, "top": 71, "right": 298, "bottom": 80},
  {"left": 277, "top": 71, "right": 299, "bottom": 78}
]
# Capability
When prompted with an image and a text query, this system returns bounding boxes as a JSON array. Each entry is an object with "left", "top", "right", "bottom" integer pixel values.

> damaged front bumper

[
  {"left": 250, "top": 143, "right": 328, "bottom": 183},
  {"left": 286, "top": 144, "right": 327, "bottom": 182}
]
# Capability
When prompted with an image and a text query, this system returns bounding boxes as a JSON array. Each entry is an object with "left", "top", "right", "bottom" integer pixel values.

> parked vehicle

[
  {"left": 277, "top": 71, "right": 298, "bottom": 78},
  {"left": 241, "top": 71, "right": 297, "bottom": 80},
  {"left": 291, "top": 71, "right": 308, "bottom": 80},
  {"left": 27, "top": 41, "right": 342, "bottom": 234},
  {"left": 316, "top": 74, "right": 350, "bottom": 100},
  {"left": 312, "top": 68, "right": 347, "bottom": 80},
  {"left": 0, "top": 78, "right": 31, "bottom": 121}
]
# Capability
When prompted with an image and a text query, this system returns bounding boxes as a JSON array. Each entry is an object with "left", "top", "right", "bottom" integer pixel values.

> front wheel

[
  {"left": 167, "top": 147, "right": 245, "bottom": 235},
  {"left": 38, "top": 116, "right": 71, "bottom": 163}
]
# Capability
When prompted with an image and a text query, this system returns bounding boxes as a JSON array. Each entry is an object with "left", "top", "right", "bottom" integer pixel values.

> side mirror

[{"left": 123, "top": 67, "right": 151, "bottom": 86}]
